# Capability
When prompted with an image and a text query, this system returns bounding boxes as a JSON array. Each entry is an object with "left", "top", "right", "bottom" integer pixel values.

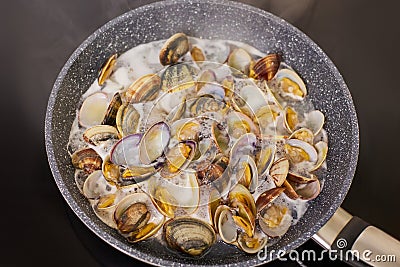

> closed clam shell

[
  {"left": 164, "top": 217, "right": 216, "bottom": 256},
  {"left": 161, "top": 63, "right": 198, "bottom": 92},
  {"left": 196, "top": 69, "right": 216, "bottom": 92},
  {"left": 159, "top": 33, "right": 189, "bottom": 66},
  {"left": 190, "top": 46, "right": 206, "bottom": 63}
]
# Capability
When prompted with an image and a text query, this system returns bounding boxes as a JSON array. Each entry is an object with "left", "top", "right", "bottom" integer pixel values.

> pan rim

[{"left": 44, "top": 0, "right": 359, "bottom": 266}]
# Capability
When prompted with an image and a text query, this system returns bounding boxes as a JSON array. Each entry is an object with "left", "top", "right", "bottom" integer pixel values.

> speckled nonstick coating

[{"left": 45, "top": 0, "right": 359, "bottom": 266}]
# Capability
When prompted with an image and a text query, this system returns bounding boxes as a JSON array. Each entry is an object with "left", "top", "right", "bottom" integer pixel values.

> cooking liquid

[{"left": 68, "top": 37, "right": 326, "bottom": 249}]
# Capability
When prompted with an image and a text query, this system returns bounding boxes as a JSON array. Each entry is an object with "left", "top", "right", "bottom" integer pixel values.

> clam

[
  {"left": 124, "top": 74, "right": 161, "bottom": 103},
  {"left": 287, "top": 172, "right": 317, "bottom": 184},
  {"left": 289, "top": 128, "right": 314, "bottom": 144},
  {"left": 292, "top": 178, "right": 321, "bottom": 200},
  {"left": 232, "top": 85, "right": 269, "bottom": 118},
  {"left": 149, "top": 172, "right": 200, "bottom": 217},
  {"left": 197, "top": 163, "right": 224, "bottom": 185},
  {"left": 82, "top": 170, "right": 117, "bottom": 199},
  {"left": 235, "top": 155, "right": 258, "bottom": 193},
  {"left": 311, "top": 141, "right": 328, "bottom": 171},
  {"left": 102, "top": 92, "right": 122, "bottom": 126},
  {"left": 217, "top": 207, "right": 238, "bottom": 243},
  {"left": 139, "top": 122, "right": 170, "bottom": 165},
  {"left": 228, "top": 184, "right": 256, "bottom": 217},
  {"left": 229, "top": 133, "right": 257, "bottom": 166},
  {"left": 160, "top": 141, "right": 196, "bottom": 178},
  {"left": 285, "top": 139, "right": 318, "bottom": 164},
  {"left": 237, "top": 231, "right": 268, "bottom": 254},
  {"left": 98, "top": 53, "right": 118, "bottom": 86},
  {"left": 269, "top": 158, "right": 289, "bottom": 187},
  {"left": 208, "top": 188, "right": 221, "bottom": 226},
  {"left": 83, "top": 125, "right": 120, "bottom": 146},
  {"left": 252, "top": 53, "right": 282, "bottom": 81},
  {"left": 254, "top": 105, "right": 280, "bottom": 131},
  {"left": 196, "top": 69, "right": 216, "bottom": 92},
  {"left": 314, "top": 128, "right": 328, "bottom": 144},
  {"left": 259, "top": 204, "right": 292, "bottom": 237},
  {"left": 159, "top": 33, "right": 189, "bottom": 66},
  {"left": 255, "top": 138, "right": 275, "bottom": 177},
  {"left": 93, "top": 193, "right": 118, "bottom": 228},
  {"left": 78, "top": 92, "right": 109, "bottom": 128},
  {"left": 275, "top": 68, "right": 307, "bottom": 101},
  {"left": 283, "top": 177, "right": 321, "bottom": 200},
  {"left": 161, "top": 63, "right": 198, "bottom": 92},
  {"left": 221, "top": 75, "right": 234, "bottom": 98},
  {"left": 190, "top": 96, "right": 227, "bottom": 117},
  {"left": 71, "top": 148, "right": 102, "bottom": 173},
  {"left": 255, "top": 187, "right": 285, "bottom": 213},
  {"left": 197, "top": 83, "right": 225, "bottom": 101},
  {"left": 102, "top": 154, "right": 120, "bottom": 184},
  {"left": 190, "top": 46, "right": 206, "bottom": 63},
  {"left": 211, "top": 122, "right": 230, "bottom": 154},
  {"left": 167, "top": 97, "right": 187, "bottom": 123},
  {"left": 164, "top": 217, "right": 216, "bottom": 256},
  {"left": 302, "top": 110, "right": 325, "bottom": 135},
  {"left": 172, "top": 119, "right": 201, "bottom": 141},
  {"left": 227, "top": 48, "right": 252, "bottom": 75},
  {"left": 116, "top": 103, "right": 140, "bottom": 137},
  {"left": 226, "top": 111, "right": 260, "bottom": 139},
  {"left": 110, "top": 134, "right": 158, "bottom": 182},
  {"left": 284, "top": 106, "right": 299, "bottom": 133},
  {"left": 114, "top": 193, "right": 165, "bottom": 242}
]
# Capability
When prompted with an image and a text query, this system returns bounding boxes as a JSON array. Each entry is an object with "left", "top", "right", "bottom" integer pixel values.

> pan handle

[{"left": 312, "top": 208, "right": 400, "bottom": 267}]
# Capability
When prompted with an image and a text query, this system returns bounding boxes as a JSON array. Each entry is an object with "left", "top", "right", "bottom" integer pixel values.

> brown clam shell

[{"left": 253, "top": 53, "right": 282, "bottom": 81}]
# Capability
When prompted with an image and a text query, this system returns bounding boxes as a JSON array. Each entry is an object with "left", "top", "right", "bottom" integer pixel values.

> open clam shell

[
  {"left": 71, "top": 147, "right": 102, "bottom": 174},
  {"left": 284, "top": 106, "right": 299, "bottom": 133},
  {"left": 237, "top": 231, "right": 268, "bottom": 254},
  {"left": 302, "top": 110, "right": 325, "bottom": 136},
  {"left": 149, "top": 172, "right": 200, "bottom": 217},
  {"left": 255, "top": 187, "right": 285, "bottom": 213},
  {"left": 160, "top": 140, "right": 196, "bottom": 178},
  {"left": 275, "top": 68, "right": 307, "bottom": 101},
  {"left": 164, "top": 217, "right": 216, "bottom": 257},
  {"left": 78, "top": 92, "right": 109, "bottom": 128},
  {"left": 139, "top": 122, "right": 170, "bottom": 165},
  {"left": 114, "top": 192, "right": 165, "bottom": 243},
  {"left": 124, "top": 74, "right": 161, "bottom": 103},
  {"left": 228, "top": 184, "right": 256, "bottom": 217},
  {"left": 226, "top": 111, "right": 260, "bottom": 140},
  {"left": 259, "top": 204, "right": 292, "bottom": 237},
  {"left": 269, "top": 158, "right": 289, "bottom": 187},
  {"left": 227, "top": 48, "right": 252, "bottom": 75},
  {"left": 116, "top": 103, "right": 140, "bottom": 137},
  {"left": 82, "top": 170, "right": 117, "bottom": 200},
  {"left": 235, "top": 155, "right": 258, "bottom": 193},
  {"left": 102, "top": 92, "right": 122, "bottom": 126},
  {"left": 289, "top": 128, "right": 314, "bottom": 144},
  {"left": 311, "top": 141, "right": 328, "bottom": 171},
  {"left": 83, "top": 125, "right": 120, "bottom": 146},
  {"left": 97, "top": 53, "right": 118, "bottom": 86},
  {"left": 285, "top": 139, "right": 318, "bottom": 164}
]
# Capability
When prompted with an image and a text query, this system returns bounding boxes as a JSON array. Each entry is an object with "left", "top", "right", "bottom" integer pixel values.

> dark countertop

[{"left": 2, "top": 0, "right": 399, "bottom": 266}]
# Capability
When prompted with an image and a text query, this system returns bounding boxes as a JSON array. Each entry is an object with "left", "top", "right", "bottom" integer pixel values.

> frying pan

[{"left": 44, "top": 0, "right": 400, "bottom": 266}]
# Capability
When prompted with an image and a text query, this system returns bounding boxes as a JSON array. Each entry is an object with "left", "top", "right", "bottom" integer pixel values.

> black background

[{"left": 2, "top": 0, "right": 400, "bottom": 266}]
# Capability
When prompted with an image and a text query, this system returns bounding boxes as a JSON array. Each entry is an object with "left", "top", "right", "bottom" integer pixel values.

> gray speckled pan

[{"left": 45, "top": 0, "right": 359, "bottom": 266}]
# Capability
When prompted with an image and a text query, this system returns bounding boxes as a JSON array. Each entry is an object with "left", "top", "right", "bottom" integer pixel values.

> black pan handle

[{"left": 312, "top": 208, "right": 400, "bottom": 267}]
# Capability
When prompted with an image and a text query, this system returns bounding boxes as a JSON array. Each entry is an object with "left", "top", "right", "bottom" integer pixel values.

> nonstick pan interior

[{"left": 45, "top": 0, "right": 359, "bottom": 265}]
